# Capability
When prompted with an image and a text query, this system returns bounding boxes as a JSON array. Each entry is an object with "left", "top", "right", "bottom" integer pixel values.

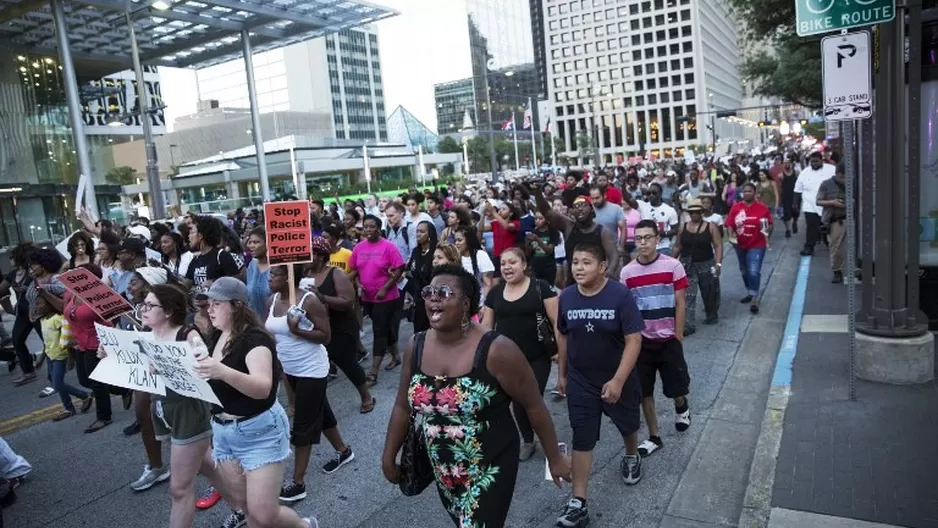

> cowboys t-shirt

[
  {"left": 557, "top": 279, "right": 645, "bottom": 386},
  {"left": 186, "top": 247, "right": 241, "bottom": 290}
]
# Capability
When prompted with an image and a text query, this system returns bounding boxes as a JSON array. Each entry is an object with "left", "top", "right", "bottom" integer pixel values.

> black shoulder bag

[
  {"left": 399, "top": 332, "right": 434, "bottom": 496},
  {"left": 533, "top": 280, "right": 558, "bottom": 357}
]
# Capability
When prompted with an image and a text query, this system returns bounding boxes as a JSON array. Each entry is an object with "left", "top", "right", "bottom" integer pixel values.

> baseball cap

[
  {"left": 118, "top": 237, "right": 147, "bottom": 256},
  {"left": 205, "top": 277, "right": 248, "bottom": 304},
  {"left": 128, "top": 225, "right": 151, "bottom": 239},
  {"left": 135, "top": 266, "right": 169, "bottom": 286}
]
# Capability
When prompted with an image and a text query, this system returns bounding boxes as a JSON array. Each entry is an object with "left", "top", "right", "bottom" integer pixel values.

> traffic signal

[{"left": 758, "top": 121, "right": 766, "bottom": 128}]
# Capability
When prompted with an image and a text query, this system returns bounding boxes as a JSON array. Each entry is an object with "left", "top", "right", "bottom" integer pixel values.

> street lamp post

[
  {"left": 590, "top": 84, "right": 603, "bottom": 168},
  {"left": 482, "top": 64, "right": 499, "bottom": 182}
]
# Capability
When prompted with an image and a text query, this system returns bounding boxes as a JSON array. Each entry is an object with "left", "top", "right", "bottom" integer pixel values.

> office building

[
  {"left": 544, "top": 0, "right": 743, "bottom": 162},
  {"left": 466, "top": 0, "right": 544, "bottom": 134},
  {"left": 434, "top": 78, "right": 475, "bottom": 134},
  {"left": 196, "top": 26, "right": 387, "bottom": 142}
]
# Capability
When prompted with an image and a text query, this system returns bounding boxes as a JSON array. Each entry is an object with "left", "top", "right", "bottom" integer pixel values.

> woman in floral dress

[{"left": 382, "top": 264, "right": 570, "bottom": 527}]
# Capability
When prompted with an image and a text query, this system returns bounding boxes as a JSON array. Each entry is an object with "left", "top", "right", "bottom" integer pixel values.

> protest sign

[
  {"left": 137, "top": 336, "right": 221, "bottom": 406},
  {"left": 91, "top": 324, "right": 164, "bottom": 396},
  {"left": 264, "top": 200, "right": 312, "bottom": 265},
  {"left": 55, "top": 231, "right": 99, "bottom": 260},
  {"left": 60, "top": 267, "right": 133, "bottom": 320}
]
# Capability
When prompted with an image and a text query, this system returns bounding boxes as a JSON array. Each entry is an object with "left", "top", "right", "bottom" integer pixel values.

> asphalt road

[{"left": 1, "top": 236, "right": 792, "bottom": 528}]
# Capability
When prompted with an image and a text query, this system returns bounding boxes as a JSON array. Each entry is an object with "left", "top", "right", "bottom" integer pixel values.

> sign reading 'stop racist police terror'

[{"left": 264, "top": 200, "right": 313, "bottom": 265}]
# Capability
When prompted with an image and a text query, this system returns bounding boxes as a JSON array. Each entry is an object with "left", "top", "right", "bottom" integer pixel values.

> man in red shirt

[
  {"left": 726, "top": 182, "right": 773, "bottom": 314},
  {"left": 595, "top": 172, "right": 623, "bottom": 205}
]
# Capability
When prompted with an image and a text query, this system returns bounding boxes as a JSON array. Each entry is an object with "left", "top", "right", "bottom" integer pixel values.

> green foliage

[
  {"left": 105, "top": 165, "right": 138, "bottom": 186},
  {"left": 463, "top": 135, "right": 522, "bottom": 172},
  {"left": 437, "top": 136, "right": 462, "bottom": 154},
  {"left": 575, "top": 131, "right": 595, "bottom": 160},
  {"left": 728, "top": 0, "right": 822, "bottom": 108}
]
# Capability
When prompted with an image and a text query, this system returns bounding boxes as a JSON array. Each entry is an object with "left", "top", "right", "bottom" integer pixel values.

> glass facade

[
  {"left": 387, "top": 106, "right": 440, "bottom": 151},
  {"left": 326, "top": 29, "right": 387, "bottom": 141},
  {"left": 434, "top": 78, "right": 476, "bottom": 134},
  {"left": 467, "top": 0, "right": 543, "bottom": 134}
]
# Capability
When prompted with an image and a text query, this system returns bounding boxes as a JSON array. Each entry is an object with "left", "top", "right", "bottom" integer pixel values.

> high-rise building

[
  {"left": 544, "top": 0, "right": 743, "bottom": 162},
  {"left": 196, "top": 26, "right": 386, "bottom": 142},
  {"left": 466, "top": 0, "right": 545, "bottom": 135},
  {"left": 434, "top": 78, "right": 476, "bottom": 134}
]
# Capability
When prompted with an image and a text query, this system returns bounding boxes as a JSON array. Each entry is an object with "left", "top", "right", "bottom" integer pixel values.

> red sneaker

[{"left": 196, "top": 486, "right": 221, "bottom": 510}]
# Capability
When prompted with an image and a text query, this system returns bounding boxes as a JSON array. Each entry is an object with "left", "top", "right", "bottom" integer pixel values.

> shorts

[
  {"left": 566, "top": 369, "right": 642, "bottom": 452},
  {"left": 152, "top": 394, "right": 213, "bottom": 445},
  {"left": 284, "top": 374, "right": 337, "bottom": 447},
  {"left": 211, "top": 402, "right": 291, "bottom": 472},
  {"left": 636, "top": 338, "right": 691, "bottom": 399}
]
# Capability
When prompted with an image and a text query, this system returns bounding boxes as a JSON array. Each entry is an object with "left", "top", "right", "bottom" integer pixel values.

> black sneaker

[
  {"left": 784, "top": 230, "right": 791, "bottom": 238},
  {"left": 675, "top": 408, "right": 691, "bottom": 432},
  {"left": 621, "top": 454, "right": 642, "bottom": 486},
  {"left": 792, "top": 223, "right": 798, "bottom": 234},
  {"left": 322, "top": 447, "right": 355, "bottom": 474},
  {"left": 832, "top": 271, "right": 843, "bottom": 284},
  {"left": 556, "top": 498, "right": 589, "bottom": 527},
  {"left": 799, "top": 248, "right": 814, "bottom": 256},
  {"left": 739, "top": 295, "right": 753, "bottom": 304},
  {"left": 220, "top": 510, "right": 247, "bottom": 528},
  {"left": 703, "top": 315, "right": 719, "bottom": 325},
  {"left": 279, "top": 481, "right": 307, "bottom": 502},
  {"left": 123, "top": 421, "right": 141, "bottom": 436}
]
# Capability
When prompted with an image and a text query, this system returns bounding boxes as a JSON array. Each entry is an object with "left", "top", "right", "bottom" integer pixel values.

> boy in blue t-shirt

[{"left": 555, "top": 242, "right": 645, "bottom": 528}]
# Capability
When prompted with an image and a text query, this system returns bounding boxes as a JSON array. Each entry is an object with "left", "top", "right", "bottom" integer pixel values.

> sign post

[
  {"left": 822, "top": 30, "right": 871, "bottom": 401},
  {"left": 795, "top": 0, "right": 895, "bottom": 37}
]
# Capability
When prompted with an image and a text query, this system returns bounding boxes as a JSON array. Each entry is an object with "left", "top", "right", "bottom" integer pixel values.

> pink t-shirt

[
  {"left": 624, "top": 208, "right": 642, "bottom": 242},
  {"left": 350, "top": 238, "right": 406, "bottom": 303}
]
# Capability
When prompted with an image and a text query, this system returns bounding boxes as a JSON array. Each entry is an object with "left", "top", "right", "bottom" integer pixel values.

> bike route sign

[{"left": 796, "top": 0, "right": 896, "bottom": 37}]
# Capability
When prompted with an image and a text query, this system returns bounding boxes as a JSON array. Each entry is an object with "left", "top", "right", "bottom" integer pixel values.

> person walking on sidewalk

[
  {"left": 554, "top": 242, "right": 645, "bottom": 528},
  {"left": 727, "top": 183, "right": 773, "bottom": 314},
  {"left": 620, "top": 221, "right": 692, "bottom": 459},
  {"left": 794, "top": 151, "right": 834, "bottom": 256},
  {"left": 671, "top": 199, "right": 722, "bottom": 332},
  {"left": 816, "top": 163, "right": 848, "bottom": 283}
]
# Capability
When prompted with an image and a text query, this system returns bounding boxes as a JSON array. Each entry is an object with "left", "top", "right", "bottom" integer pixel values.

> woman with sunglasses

[
  {"left": 195, "top": 277, "right": 316, "bottom": 528},
  {"left": 383, "top": 265, "right": 569, "bottom": 526}
]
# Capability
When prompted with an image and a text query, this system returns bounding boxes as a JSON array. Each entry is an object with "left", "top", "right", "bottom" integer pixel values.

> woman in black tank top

[
  {"left": 306, "top": 238, "right": 375, "bottom": 414},
  {"left": 671, "top": 200, "right": 723, "bottom": 333}
]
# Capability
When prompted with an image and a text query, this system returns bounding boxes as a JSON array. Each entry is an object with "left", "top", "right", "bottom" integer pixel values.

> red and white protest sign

[
  {"left": 264, "top": 200, "right": 312, "bottom": 266},
  {"left": 60, "top": 267, "right": 134, "bottom": 320}
]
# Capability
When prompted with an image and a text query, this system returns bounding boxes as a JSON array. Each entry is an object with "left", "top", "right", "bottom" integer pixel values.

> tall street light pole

[{"left": 484, "top": 59, "right": 500, "bottom": 182}]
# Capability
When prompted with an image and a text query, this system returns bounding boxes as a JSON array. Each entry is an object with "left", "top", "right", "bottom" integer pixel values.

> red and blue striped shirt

[{"left": 620, "top": 254, "right": 689, "bottom": 341}]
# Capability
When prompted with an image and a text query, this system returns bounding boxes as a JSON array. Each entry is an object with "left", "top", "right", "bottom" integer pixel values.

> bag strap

[
  {"left": 413, "top": 331, "right": 427, "bottom": 371},
  {"left": 295, "top": 291, "right": 315, "bottom": 308}
]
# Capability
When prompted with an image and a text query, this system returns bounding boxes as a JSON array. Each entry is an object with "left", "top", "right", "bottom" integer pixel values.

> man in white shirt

[
  {"left": 637, "top": 183, "right": 680, "bottom": 255},
  {"left": 794, "top": 151, "right": 835, "bottom": 256},
  {"left": 404, "top": 194, "right": 433, "bottom": 255}
]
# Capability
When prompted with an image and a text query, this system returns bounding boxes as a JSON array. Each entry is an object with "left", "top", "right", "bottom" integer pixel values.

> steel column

[
  {"left": 241, "top": 29, "right": 271, "bottom": 202},
  {"left": 127, "top": 12, "right": 165, "bottom": 220},
  {"left": 907, "top": 0, "right": 925, "bottom": 326},
  {"left": 859, "top": 119, "right": 874, "bottom": 319},
  {"left": 51, "top": 0, "right": 100, "bottom": 220},
  {"left": 483, "top": 72, "right": 498, "bottom": 181}
]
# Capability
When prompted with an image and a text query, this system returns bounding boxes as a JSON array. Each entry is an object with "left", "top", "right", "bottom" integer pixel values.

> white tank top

[{"left": 264, "top": 292, "right": 329, "bottom": 378}]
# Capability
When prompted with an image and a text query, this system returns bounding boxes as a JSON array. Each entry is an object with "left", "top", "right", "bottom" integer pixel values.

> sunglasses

[{"left": 421, "top": 285, "right": 457, "bottom": 300}]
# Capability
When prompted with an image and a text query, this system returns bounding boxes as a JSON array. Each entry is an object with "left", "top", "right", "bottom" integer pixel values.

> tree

[
  {"left": 437, "top": 136, "right": 462, "bottom": 154},
  {"left": 728, "top": 0, "right": 821, "bottom": 108},
  {"left": 575, "top": 131, "right": 595, "bottom": 162},
  {"left": 105, "top": 165, "right": 138, "bottom": 186}
]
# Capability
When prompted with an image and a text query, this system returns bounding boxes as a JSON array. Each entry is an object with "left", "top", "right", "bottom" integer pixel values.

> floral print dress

[{"left": 409, "top": 331, "right": 520, "bottom": 528}]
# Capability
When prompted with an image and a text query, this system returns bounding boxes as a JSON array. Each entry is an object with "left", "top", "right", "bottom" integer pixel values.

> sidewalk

[{"left": 758, "top": 252, "right": 938, "bottom": 527}]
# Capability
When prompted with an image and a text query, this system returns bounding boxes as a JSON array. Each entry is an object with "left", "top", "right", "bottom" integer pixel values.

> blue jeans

[
  {"left": 49, "top": 359, "right": 88, "bottom": 413},
  {"left": 735, "top": 246, "right": 766, "bottom": 297}
]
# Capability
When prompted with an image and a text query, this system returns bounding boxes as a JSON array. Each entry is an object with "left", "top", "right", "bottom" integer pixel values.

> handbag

[
  {"left": 533, "top": 280, "right": 558, "bottom": 357},
  {"left": 398, "top": 332, "right": 434, "bottom": 496}
]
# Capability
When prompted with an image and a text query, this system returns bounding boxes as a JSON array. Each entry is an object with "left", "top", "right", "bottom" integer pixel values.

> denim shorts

[{"left": 211, "top": 402, "right": 291, "bottom": 472}]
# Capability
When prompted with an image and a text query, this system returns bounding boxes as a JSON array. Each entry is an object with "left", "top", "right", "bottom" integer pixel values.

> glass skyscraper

[{"left": 467, "top": 0, "right": 545, "bottom": 135}]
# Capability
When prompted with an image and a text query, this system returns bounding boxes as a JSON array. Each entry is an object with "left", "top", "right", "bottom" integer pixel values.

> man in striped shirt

[{"left": 620, "top": 219, "right": 692, "bottom": 458}]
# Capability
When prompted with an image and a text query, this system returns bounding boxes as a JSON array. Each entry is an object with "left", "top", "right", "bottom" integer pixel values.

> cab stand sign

[
  {"left": 822, "top": 31, "right": 872, "bottom": 122},
  {"left": 796, "top": 0, "right": 896, "bottom": 37}
]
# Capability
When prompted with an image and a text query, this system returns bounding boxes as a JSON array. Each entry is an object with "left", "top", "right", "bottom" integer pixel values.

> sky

[{"left": 159, "top": 0, "right": 470, "bottom": 134}]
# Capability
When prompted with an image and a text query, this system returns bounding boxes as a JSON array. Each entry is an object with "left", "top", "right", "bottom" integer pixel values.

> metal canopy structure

[{"left": 0, "top": 0, "right": 397, "bottom": 70}]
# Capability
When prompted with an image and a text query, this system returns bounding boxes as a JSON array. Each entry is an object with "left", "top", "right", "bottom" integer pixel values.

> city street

[{"left": 1, "top": 236, "right": 798, "bottom": 528}]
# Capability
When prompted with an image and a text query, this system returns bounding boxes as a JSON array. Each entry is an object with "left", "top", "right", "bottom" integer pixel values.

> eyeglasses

[
  {"left": 139, "top": 302, "right": 163, "bottom": 312},
  {"left": 421, "top": 285, "right": 456, "bottom": 300},
  {"left": 634, "top": 235, "right": 658, "bottom": 243}
]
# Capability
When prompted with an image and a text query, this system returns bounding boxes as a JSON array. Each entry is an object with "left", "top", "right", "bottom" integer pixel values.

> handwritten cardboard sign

[
  {"left": 60, "top": 268, "right": 133, "bottom": 320},
  {"left": 264, "top": 200, "right": 312, "bottom": 265},
  {"left": 137, "top": 336, "right": 221, "bottom": 406},
  {"left": 91, "top": 324, "right": 164, "bottom": 396}
]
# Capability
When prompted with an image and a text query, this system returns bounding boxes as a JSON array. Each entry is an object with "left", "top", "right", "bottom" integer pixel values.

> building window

[
  {"left": 673, "top": 90, "right": 682, "bottom": 101},
  {"left": 684, "top": 72, "right": 694, "bottom": 84},
  {"left": 683, "top": 41, "right": 693, "bottom": 53},
  {"left": 684, "top": 57, "right": 693, "bottom": 68},
  {"left": 686, "top": 88, "right": 695, "bottom": 99}
]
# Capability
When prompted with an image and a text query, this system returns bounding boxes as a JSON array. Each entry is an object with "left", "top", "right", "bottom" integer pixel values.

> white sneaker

[
  {"left": 675, "top": 408, "right": 691, "bottom": 432},
  {"left": 303, "top": 517, "right": 319, "bottom": 528},
  {"left": 130, "top": 464, "right": 170, "bottom": 491}
]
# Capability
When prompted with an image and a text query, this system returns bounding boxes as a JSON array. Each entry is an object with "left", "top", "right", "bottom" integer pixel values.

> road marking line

[
  {"left": 771, "top": 256, "right": 812, "bottom": 387},
  {"left": 0, "top": 398, "right": 83, "bottom": 436}
]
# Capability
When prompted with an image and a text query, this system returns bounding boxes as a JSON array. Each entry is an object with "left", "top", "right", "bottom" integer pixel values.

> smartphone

[{"left": 545, "top": 442, "right": 568, "bottom": 481}]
